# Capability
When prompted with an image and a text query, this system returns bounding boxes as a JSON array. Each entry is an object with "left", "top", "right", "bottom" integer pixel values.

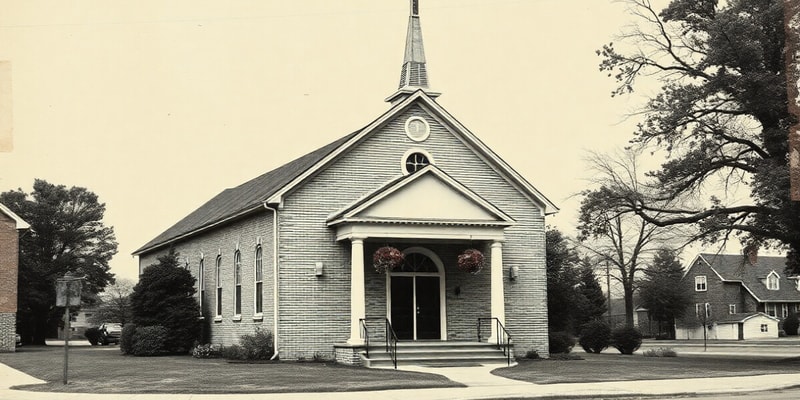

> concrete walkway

[{"left": 2, "top": 360, "right": 800, "bottom": 400}]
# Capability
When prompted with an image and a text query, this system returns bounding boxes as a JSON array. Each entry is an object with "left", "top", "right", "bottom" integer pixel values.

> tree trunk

[{"left": 624, "top": 285, "right": 635, "bottom": 327}]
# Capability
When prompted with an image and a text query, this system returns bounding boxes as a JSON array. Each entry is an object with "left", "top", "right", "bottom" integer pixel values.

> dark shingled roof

[
  {"left": 700, "top": 253, "right": 800, "bottom": 302},
  {"left": 133, "top": 131, "right": 360, "bottom": 255}
]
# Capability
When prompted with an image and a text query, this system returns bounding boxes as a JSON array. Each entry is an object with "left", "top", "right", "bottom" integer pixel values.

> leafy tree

[
  {"left": 0, "top": 179, "right": 117, "bottom": 344},
  {"left": 596, "top": 0, "right": 800, "bottom": 271},
  {"left": 546, "top": 228, "right": 582, "bottom": 333},
  {"left": 88, "top": 279, "right": 134, "bottom": 326},
  {"left": 575, "top": 257, "right": 608, "bottom": 328},
  {"left": 638, "top": 248, "right": 692, "bottom": 338},
  {"left": 130, "top": 249, "right": 200, "bottom": 354}
]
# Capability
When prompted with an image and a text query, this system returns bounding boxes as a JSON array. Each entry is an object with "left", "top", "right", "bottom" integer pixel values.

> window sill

[
  {"left": 232, "top": 315, "right": 242, "bottom": 322},
  {"left": 253, "top": 314, "right": 263, "bottom": 321},
  {"left": 214, "top": 316, "right": 223, "bottom": 323}
]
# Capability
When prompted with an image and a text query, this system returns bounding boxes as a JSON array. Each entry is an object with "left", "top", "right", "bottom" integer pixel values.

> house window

[
  {"left": 766, "top": 303, "right": 777, "bottom": 317},
  {"left": 254, "top": 246, "right": 263, "bottom": 315},
  {"left": 234, "top": 250, "right": 242, "bottom": 316},
  {"left": 405, "top": 152, "right": 429, "bottom": 173},
  {"left": 729, "top": 304, "right": 736, "bottom": 314},
  {"left": 695, "top": 276, "right": 707, "bottom": 291},
  {"left": 767, "top": 272, "right": 779, "bottom": 290},
  {"left": 198, "top": 258, "right": 205, "bottom": 313},
  {"left": 782, "top": 304, "right": 789, "bottom": 318},
  {"left": 761, "top": 324, "right": 769, "bottom": 332},
  {"left": 695, "top": 303, "right": 710, "bottom": 319},
  {"left": 215, "top": 255, "right": 222, "bottom": 318}
]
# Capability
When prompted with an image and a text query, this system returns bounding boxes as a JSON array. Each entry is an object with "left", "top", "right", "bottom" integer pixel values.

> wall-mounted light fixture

[
  {"left": 314, "top": 262, "right": 324, "bottom": 276},
  {"left": 510, "top": 265, "right": 519, "bottom": 281}
]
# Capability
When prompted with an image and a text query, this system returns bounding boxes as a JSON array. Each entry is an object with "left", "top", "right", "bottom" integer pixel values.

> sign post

[{"left": 56, "top": 272, "right": 83, "bottom": 385}]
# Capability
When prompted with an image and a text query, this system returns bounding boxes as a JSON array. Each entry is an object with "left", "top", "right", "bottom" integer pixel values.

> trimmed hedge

[
  {"left": 130, "top": 325, "right": 169, "bottom": 356},
  {"left": 611, "top": 326, "right": 643, "bottom": 355},
  {"left": 579, "top": 320, "right": 611, "bottom": 353},
  {"left": 548, "top": 331, "right": 576, "bottom": 354},
  {"left": 84, "top": 327, "right": 102, "bottom": 346},
  {"left": 120, "top": 323, "right": 137, "bottom": 354}
]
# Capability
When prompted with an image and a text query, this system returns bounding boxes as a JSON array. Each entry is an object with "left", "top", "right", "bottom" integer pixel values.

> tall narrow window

[
  {"left": 729, "top": 304, "right": 736, "bottom": 314},
  {"left": 254, "top": 246, "right": 263, "bottom": 315},
  {"left": 198, "top": 258, "right": 205, "bottom": 314},
  {"left": 767, "top": 303, "right": 777, "bottom": 317},
  {"left": 782, "top": 304, "right": 789, "bottom": 318},
  {"left": 215, "top": 256, "right": 222, "bottom": 317},
  {"left": 767, "top": 272, "right": 780, "bottom": 290},
  {"left": 234, "top": 250, "right": 242, "bottom": 316}
]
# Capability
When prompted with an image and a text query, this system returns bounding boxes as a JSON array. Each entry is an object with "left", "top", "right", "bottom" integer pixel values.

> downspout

[{"left": 263, "top": 202, "right": 280, "bottom": 360}]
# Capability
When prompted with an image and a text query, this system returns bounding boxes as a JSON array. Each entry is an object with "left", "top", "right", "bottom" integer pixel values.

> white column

[
  {"left": 489, "top": 240, "right": 506, "bottom": 342},
  {"left": 348, "top": 237, "right": 366, "bottom": 344}
]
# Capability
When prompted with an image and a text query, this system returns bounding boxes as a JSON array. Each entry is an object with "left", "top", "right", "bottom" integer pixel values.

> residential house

[
  {"left": 0, "top": 202, "right": 30, "bottom": 352},
  {"left": 676, "top": 251, "right": 796, "bottom": 340},
  {"left": 133, "top": 1, "right": 557, "bottom": 365}
]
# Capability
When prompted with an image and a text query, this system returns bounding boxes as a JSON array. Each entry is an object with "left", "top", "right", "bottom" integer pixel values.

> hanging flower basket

[
  {"left": 373, "top": 246, "right": 404, "bottom": 273},
  {"left": 458, "top": 249, "right": 485, "bottom": 274}
]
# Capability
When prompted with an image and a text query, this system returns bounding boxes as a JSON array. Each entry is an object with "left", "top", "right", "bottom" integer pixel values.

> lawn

[
  {"left": 0, "top": 345, "right": 462, "bottom": 394},
  {"left": 493, "top": 352, "right": 800, "bottom": 384}
]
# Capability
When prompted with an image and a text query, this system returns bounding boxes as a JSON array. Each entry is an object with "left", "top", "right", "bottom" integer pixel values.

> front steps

[{"left": 361, "top": 341, "right": 513, "bottom": 368}]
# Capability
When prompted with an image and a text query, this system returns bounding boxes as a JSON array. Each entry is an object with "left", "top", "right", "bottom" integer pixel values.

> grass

[
  {"left": 493, "top": 352, "right": 800, "bottom": 384},
  {"left": 0, "top": 345, "right": 462, "bottom": 394}
]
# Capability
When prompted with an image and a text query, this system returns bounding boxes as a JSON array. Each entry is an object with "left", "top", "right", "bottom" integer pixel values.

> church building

[{"left": 134, "top": 1, "right": 557, "bottom": 365}]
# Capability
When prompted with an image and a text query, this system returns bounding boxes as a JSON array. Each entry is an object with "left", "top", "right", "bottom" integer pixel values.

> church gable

[{"left": 327, "top": 166, "right": 515, "bottom": 226}]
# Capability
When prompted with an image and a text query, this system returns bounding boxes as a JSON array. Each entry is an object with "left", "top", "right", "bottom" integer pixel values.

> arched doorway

[{"left": 387, "top": 247, "right": 446, "bottom": 340}]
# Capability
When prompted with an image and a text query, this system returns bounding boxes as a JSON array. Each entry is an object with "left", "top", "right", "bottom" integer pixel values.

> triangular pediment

[{"left": 327, "top": 166, "right": 514, "bottom": 226}]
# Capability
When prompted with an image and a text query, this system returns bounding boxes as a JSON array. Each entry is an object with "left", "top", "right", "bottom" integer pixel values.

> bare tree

[
  {"left": 577, "top": 149, "right": 684, "bottom": 327},
  {"left": 89, "top": 278, "right": 135, "bottom": 326}
]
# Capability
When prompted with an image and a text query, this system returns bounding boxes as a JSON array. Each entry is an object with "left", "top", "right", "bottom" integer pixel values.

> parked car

[{"left": 86, "top": 323, "right": 122, "bottom": 345}]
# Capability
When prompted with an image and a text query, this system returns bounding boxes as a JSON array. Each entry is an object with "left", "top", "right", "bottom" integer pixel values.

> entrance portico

[{"left": 326, "top": 166, "right": 515, "bottom": 344}]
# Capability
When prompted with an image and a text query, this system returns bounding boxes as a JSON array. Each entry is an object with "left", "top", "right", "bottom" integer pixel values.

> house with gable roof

[
  {"left": 675, "top": 250, "right": 799, "bottom": 340},
  {"left": 0, "top": 202, "right": 30, "bottom": 352},
  {"left": 133, "top": 1, "right": 557, "bottom": 365}
]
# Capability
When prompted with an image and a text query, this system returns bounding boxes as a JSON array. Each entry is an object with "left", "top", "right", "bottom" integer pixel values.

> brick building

[
  {"left": 0, "top": 203, "right": 30, "bottom": 352},
  {"left": 133, "top": 1, "right": 557, "bottom": 364},
  {"left": 676, "top": 251, "right": 799, "bottom": 339}
]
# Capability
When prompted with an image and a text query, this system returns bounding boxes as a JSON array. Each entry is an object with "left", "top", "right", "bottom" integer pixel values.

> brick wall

[
  {"left": 0, "top": 213, "right": 19, "bottom": 352},
  {"left": 139, "top": 211, "right": 275, "bottom": 348},
  {"left": 279, "top": 103, "right": 548, "bottom": 357}
]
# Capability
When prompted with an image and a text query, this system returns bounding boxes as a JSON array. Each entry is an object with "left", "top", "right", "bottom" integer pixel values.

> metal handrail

[
  {"left": 477, "top": 317, "right": 513, "bottom": 366},
  {"left": 359, "top": 317, "right": 398, "bottom": 369}
]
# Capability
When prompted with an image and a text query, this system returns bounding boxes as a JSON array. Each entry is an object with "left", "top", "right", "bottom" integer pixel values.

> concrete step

[{"left": 361, "top": 341, "right": 513, "bottom": 368}]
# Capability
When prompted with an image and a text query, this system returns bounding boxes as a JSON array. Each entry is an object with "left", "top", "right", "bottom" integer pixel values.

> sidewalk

[{"left": 2, "top": 360, "right": 800, "bottom": 400}]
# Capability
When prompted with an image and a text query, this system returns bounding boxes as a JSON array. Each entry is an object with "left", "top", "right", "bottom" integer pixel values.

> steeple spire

[{"left": 386, "top": 0, "right": 440, "bottom": 103}]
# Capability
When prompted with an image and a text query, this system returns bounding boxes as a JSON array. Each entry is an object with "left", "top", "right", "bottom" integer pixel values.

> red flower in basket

[
  {"left": 373, "top": 246, "right": 404, "bottom": 273},
  {"left": 458, "top": 249, "right": 484, "bottom": 274}
]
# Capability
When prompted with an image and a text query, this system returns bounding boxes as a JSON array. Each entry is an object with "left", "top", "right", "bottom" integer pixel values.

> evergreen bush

[
  {"left": 130, "top": 325, "right": 169, "bottom": 356},
  {"left": 783, "top": 312, "right": 799, "bottom": 336},
  {"left": 578, "top": 320, "right": 611, "bottom": 353},
  {"left": 119, "top": 323, "right": 137, "bottom": 354},
  {"left": 548, "top": 331, "right": 576, "bottom": 354},
  {"left": 84, "top": 327, "right": 102, "bottom": 346},
  {"left": 611, "top": 326, "right": 643, "bottom": 355}
]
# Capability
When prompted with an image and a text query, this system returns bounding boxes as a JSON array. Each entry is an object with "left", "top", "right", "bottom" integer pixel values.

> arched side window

[
  {"left": 215, "top": 255, "right": 223, "bottom": 318},
  {"left": 254, "top": 246, "right": 263, "bottom": 315},
  {"left": 234, "top": 250, "right": 242, "bottom": 316}
]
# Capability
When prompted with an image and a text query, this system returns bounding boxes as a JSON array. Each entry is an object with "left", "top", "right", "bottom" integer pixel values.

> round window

[
  {"left": 405, "top": 152, "right": 430, "bottom": 173},
  {"left": 404, "top": 117, "right": 430, "bottom": 142}
]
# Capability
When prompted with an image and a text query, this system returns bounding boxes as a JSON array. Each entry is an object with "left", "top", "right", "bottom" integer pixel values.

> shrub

[
  {"left": 611, "top": 326, "right": 643, "bottom": 355},
  {"left": 84, "top": 327, "right": 102, "bottom": 346},
  {"left": 524, "top": 350, "right": 540, "bottom": 360},
  {"left": 119, "top": 323, "right": 137, "bottom": 354},
  {"left": 548, "top": 331, "right": 576, "bottom": 354},
  {"left": 220, "top": 344, "right": 248, "bottom": 360},
  {"left": 239, "top": 328, "right": 275, "bottom": 360},
  {"left": 312, "top": 352, "right": 330, "bottom": 363},
  {"left": 192, "top": 343, "right": 221, "bottom": 359},
  {"left": 783, "top": 312, "right": 799, "bottom": 336},
  {"left": 130, "top": 325, "right": 169, "bottom": 356},
  {"left": 578, "top": 320, "right": 611, "bottom": 354},
  {"left": 642, "top": 347, "right": 677, "bottom": 357}
]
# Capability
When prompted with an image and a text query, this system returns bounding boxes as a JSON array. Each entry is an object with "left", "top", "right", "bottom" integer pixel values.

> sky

[{"left": 0, "top": 0, "right": 678, "bottom": 282}]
